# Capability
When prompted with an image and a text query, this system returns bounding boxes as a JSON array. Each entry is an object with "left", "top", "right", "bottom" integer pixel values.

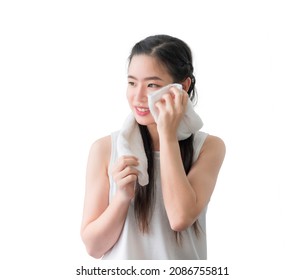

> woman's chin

[{"left": 134, "top": 115, "right": 155, "bottom": 126}]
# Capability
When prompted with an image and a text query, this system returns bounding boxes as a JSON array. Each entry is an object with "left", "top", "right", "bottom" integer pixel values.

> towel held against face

[{"left": 116, "top": 83, "right": 203, "bottom": 186}]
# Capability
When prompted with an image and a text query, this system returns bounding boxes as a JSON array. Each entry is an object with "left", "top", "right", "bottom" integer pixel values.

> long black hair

[{"left": 128, "top": 35, "right": 200, "bottom": 241}]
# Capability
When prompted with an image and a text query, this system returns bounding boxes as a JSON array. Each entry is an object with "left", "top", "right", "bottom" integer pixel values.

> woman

[{"left": 80, "top": 34, "right": 225, "bottom": 259}]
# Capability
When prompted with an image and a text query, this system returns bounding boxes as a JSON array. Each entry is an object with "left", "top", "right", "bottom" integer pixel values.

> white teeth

[{"left": 137, "top": 107, "right": 149, "bottom": 112}]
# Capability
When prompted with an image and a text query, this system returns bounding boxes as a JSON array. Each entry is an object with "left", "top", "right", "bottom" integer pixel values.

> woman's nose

[{"left": 134, "top": 85, "right": 148, "bottom": 102}]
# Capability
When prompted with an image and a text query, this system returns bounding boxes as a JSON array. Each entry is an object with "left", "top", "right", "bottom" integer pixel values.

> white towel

[
  {"left": 117, "top": 114, "right": 149, "bottom": 186},
  {"left": 148, "top": 83, "right": 203, "bottom": 140},
  {"left": 117, "top": 83, "right": 203, "bottom": 186}
]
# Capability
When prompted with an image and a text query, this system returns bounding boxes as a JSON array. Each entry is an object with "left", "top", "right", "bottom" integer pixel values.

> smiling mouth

[
  {"left": 135, "top": 106, "right": 150, "bottom": 116},
  {"left": 136, "top": 107, "right": 149, "bottom": 112}
]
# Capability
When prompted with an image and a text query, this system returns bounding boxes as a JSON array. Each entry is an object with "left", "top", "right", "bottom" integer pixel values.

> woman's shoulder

[
  {"left": 88, "top": 135, "right": 112, "bottom": 166},
  {"left": 201, "top": 133, "right": 226, "bottom": 160},
  {"left": 192, "top": 131, "right": 225, "bottom": 162},
  {"left": 91, "top": 135, "right": 111, "bottom": 151}
]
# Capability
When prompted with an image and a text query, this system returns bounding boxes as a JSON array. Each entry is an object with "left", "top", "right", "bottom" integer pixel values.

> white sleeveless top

[{"left": 102, "top": 131, "right": 209, "bottom": 260}]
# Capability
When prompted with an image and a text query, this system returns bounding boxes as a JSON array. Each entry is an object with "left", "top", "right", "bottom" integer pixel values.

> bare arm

[
  {"left": 80, "top": 136, "right": 138, "bottom": 258},
  {"left": 155, "top": 88, "right": 226, "bottom": 231},
  {"left": 159, "top": 134, "right": 225, "bottom": 231}
]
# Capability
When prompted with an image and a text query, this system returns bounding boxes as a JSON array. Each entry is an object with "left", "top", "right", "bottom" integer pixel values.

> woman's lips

[{"left": 135, "top": 106, "right": 150, "bottom": 116}]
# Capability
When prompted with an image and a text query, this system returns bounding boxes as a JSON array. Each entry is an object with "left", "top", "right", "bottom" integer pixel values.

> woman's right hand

[{"left": 111, "top": 156, "right": 139, "bottom": 201}]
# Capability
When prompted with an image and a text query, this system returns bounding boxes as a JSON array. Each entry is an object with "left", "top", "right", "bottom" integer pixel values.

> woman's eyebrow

[{"left": 127, "top": 75, "right": 163, "bottom": 81}]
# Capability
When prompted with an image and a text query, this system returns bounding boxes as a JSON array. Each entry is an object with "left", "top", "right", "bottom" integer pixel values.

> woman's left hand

[{"left": 154, "top": 86, "right": 188, "bottom": 140}]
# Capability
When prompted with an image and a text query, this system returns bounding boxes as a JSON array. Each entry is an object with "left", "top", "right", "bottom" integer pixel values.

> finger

[
  {"left": 119, "top": 155, "right": 139, "bottom": 162},
  {"left": 173, "top": 88, "right": 189, "bottom": 108},
  {"left": 173, "top": 89, "right": 183, "bottom": 107},
  {"left": 119, "top": 156, "right": 139, "bottom": 166},
  {"left": 113, "top": 166, "right": 138, "bottom": 183},
  {"left": 114, "top": 156, "right": 139, "bottom": 172},
  {"left": 120, "top": 166, "right": 139, "bottom": 179},
  {"left": 170, "top": 86, "right": 182, "bottom": 96},
  {"left": 171, "top": 87, "right": 187, "bottom": 104},
  {"left": 182, "top": 91, "right": 189, "bottom": 106},
  {"left": 154, "top": 99, "right": 165, "bottom": 112},
  {"left": 119, "top": 174, "right": 138, "bottom": 187},
  {"left": 162, "top": 93, "right": 174, "bottom": 110},
  {"left": 178, "top": 90, "right": 188, "bottom": 107}
]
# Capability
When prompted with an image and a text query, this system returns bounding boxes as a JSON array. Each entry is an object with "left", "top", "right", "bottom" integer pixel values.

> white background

[{"left": 0, "top": 0, "right": 303, "bottom": 279}]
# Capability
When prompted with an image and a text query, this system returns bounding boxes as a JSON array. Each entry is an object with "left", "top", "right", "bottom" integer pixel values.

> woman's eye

[
  {"left": 148, "top": 83, "right": 160, "bottom": 88},
  {"left": 128, "top": 81, "right": 135, "bottom": 86}
]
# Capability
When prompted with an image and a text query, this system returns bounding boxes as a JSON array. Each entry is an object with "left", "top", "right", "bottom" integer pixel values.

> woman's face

[{"left": 127, "top": 54, "right": 173, "bottom": 126}]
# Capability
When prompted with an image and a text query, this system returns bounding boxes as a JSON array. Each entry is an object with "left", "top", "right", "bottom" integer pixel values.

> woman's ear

[{"left": 181, "top": 77, "right": 192, "bottom": 92}]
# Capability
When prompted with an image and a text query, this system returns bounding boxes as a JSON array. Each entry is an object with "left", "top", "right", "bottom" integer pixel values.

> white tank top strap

[{"left": 193, "top": 131, "right": 208, "bottom": 162}]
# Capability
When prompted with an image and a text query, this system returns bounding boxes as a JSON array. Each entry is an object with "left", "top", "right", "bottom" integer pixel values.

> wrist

[
  {"left": 159, "top": 133, "right": 179, "bottom": 148},
  {"left": 115, "top": 190, "right": 134, "bottom": 205}
]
